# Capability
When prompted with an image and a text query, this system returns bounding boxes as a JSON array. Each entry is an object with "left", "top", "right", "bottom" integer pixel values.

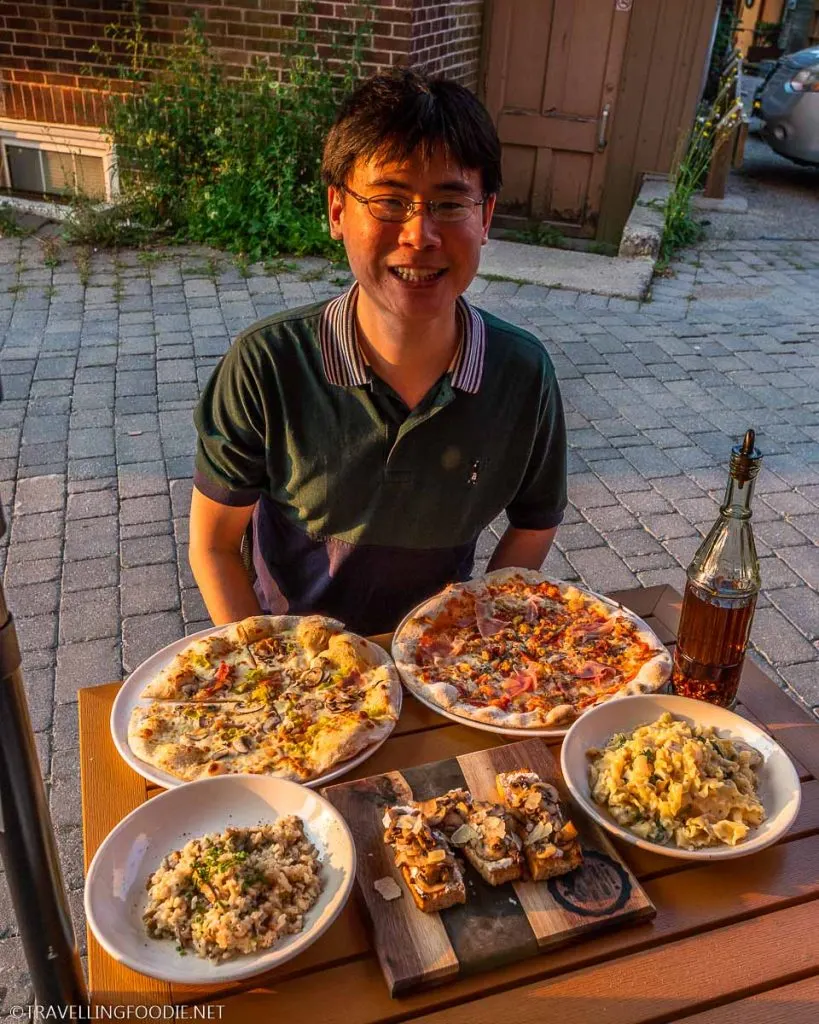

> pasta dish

[{"left": 586, "top": 712, "right": 765, "bottom": 849}]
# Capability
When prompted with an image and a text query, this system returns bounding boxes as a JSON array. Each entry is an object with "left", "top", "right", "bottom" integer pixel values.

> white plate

[
  {"left": 111, "top": 623, "right": 401, "bottom": 789},
  {"left": 84, "top": 775, "right": 356, "bottom": 984},
  {"left": 391, "top": 572, "right": 670, "bottom": 739},
  {"left": 560, "top": 694, "right": 802, "bottom": 860}
]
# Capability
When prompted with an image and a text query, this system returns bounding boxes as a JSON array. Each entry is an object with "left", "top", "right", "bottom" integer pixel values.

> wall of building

[
  {"left": 734, "top": 0, "right": 786, "bottom": 57},
  {"left": 0, "top": 1, "right": 485, "bottom": 129},
  {"left": 597, "top": 0, "right": 720, "bottom": 245},
  {"left": 408, "top": 1, "right": 484, "bottom": 85}
]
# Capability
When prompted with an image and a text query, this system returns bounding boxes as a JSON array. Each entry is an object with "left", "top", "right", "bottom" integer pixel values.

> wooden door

[{"left": 482, "top": 0, "right": 634, "bottom": 236}]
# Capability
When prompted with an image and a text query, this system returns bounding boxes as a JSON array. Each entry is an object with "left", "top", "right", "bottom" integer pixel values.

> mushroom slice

[{"left": 524, "top": 819, "right": 554, "bottom": 846}]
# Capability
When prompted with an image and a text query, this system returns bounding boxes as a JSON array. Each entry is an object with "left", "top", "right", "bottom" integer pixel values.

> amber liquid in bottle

[
  {"left": 672, "top": 585, "right": 757, "bottom": 707},
  {"left": 671, "top": 429, "right": 762, "bottom": 708}
]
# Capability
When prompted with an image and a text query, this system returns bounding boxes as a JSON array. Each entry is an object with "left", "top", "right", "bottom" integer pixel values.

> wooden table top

[{"left": 79, "top": 585, "right": 819, "bottom": 1023}]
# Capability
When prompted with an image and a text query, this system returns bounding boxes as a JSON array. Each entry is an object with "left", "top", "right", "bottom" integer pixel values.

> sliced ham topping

[
  {"left": 502, "top": 663, "right": 539, "bottom": 698},
  {"left": 574, "top": 661, "right": 617, "bottom": 682},
  {"left": 449, "top": 636, "right": 468, "bottom": 657},
  {"left": 418, "top": 635, "right": 454, "bottom": 664},
  {"left": 524, "top": 597, "right": 541, "bottom": 624},
  {"left": 475, "top": 599, "right": 506, "bottom": 638},
  {"left": 579, "top": 618, "right": 616, "bottom": 639}
]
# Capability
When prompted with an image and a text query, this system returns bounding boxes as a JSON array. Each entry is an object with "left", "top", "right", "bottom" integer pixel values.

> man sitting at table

[{"left": 189, "top": 67, "right": 567, "bottom": 636}]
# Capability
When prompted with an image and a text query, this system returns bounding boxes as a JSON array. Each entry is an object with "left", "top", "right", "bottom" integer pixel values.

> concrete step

[{"left": 479, "top": 238, "right": 654, "bottom": 300}]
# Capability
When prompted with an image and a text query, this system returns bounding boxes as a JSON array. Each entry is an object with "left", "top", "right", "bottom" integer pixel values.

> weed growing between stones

[
  {"left": 660, "top": 57, "right": 745, "bottom": 268},
  {"left": 0, "top": 205, "right": 32, "bottom": 238}
]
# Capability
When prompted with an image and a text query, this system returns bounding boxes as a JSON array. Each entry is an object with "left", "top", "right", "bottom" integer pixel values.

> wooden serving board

[{"left": 323, "top": 737, "right": 655, "bottom": 996}]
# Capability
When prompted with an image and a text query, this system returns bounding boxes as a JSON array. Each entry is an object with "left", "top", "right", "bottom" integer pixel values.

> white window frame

[{"left": 0, "top": 119, "right": 119, "bottom": 201}]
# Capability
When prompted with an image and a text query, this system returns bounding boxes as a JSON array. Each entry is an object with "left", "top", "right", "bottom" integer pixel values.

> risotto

[
  {"left": 586, "top": 712, "right": 765, "bottom": 849},
  {"left": 143, "top": 816, "right": 324, "bottom": 961}
]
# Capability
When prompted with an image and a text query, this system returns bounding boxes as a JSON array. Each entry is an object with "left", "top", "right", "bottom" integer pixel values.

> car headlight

[{"left": 788, "top": 67, "right": 819, "bottom": 92}]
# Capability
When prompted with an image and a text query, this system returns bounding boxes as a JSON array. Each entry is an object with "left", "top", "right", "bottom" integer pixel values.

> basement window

[
  {"left": 0, "top": 120, "right": 117, "bottom": 202},
  {"left": 4, "top": 144, "right": 106, "bottom": 199}
]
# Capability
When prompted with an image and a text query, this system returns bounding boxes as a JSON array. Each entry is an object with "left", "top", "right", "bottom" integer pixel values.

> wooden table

[{"left": 79, "top": 585, "right": 819, "bottom": 1023}]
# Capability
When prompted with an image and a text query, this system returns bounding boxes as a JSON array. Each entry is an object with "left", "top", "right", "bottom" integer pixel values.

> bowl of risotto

[
  {"left": 84, "top": 775, "right": 355, "bottom": 984},
  {"left": 560, "top": 694, "right": 801, "bottom": 860}
]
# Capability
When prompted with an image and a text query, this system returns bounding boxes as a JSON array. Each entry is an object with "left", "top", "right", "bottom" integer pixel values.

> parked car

[{"left": 753, "top": 46, "right": 819, "bottom": 165}]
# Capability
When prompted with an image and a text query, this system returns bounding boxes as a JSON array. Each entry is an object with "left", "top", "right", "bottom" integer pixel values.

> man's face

[{"left": 327, "top": 147, "right": 496, "bottom": 327}]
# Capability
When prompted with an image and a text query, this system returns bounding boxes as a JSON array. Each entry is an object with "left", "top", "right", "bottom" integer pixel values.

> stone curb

[{"left": 619, "top": 174, "right": 750, "bottom": 262}]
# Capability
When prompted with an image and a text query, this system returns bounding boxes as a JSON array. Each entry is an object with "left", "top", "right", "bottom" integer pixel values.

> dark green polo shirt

[{"left": 194, "top": 286, "right": 566, "bottom": 633}]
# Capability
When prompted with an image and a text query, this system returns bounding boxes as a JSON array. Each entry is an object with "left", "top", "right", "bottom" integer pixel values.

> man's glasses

[{"left": 342, "top": 185, "right": 486, "bottom": 224}]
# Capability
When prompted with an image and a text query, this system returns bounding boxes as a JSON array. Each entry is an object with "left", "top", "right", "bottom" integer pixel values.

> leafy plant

[
  {"left": 86, "top": 4, "right": 373, "bottom": 259},
  {"left": 136, "top": 249, "right": 164, "bottom": 266},
  {"left": 507, "top": 222, "right": 567, "bottom": 249},
  {"left": 63, "top": 193, "right": 154, "bottom": 247},
  {"left": 263, "top": 257, "right": 298, "bottom": 276},
  {"left": 753, "top": 21, "right": 782, "bottom": 46},
  {"left": 660, "top": 58, "right": 744, "bottom": 266},
  {"left": 0, "top": 205, "right": 31, "bottom": 238},
  {"left": 40, "top": 237, "right": 62, "bottom": 268},
  {"left": 75, "top": 246, "right": 92, "bottom": 287}
]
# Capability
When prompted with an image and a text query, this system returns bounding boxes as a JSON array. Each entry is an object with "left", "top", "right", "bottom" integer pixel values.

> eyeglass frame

[{"left": 340, "top": 185, "right": 488, "bottom": 224}]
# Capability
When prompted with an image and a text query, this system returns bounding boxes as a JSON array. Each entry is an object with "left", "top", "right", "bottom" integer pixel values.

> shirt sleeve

[
  {"left": 504, "top": 361, "right": 568, "bottom": 531},
  {"left": 193, "top": 340, "right": 270, "bottom": 507}
]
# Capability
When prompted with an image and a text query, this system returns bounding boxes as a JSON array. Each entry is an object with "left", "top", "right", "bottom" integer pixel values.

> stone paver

[{"left": 3, "top": 155, "right": 819, "bottom": 1002}]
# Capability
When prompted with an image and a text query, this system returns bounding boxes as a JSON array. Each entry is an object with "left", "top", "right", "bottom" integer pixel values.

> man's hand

[
  {"left": 486, "top": 525, "right": 558, "bottom": 573},
  {"left": 189, "top": 487, "right": 262, "bottom": 625}
]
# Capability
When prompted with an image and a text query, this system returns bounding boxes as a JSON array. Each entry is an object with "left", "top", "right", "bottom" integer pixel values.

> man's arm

[
  {"left": 189, "top": 486, "right": 262, "bottom": 625},
  {"left": 486, "top": 524, "right": 558, "bottom": 573}
]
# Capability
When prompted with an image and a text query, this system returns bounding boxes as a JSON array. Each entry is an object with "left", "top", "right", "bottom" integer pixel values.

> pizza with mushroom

[{"left": 128, "top": 615, "right": 401, "bottom": 783}]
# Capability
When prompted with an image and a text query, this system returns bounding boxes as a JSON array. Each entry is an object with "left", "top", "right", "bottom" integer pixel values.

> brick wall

[
  {"left": 409, "top": 1, "right": 484, "bottom": 87},
  {"left": 0, "top": 1, "right": 486, "bottom": 129}
]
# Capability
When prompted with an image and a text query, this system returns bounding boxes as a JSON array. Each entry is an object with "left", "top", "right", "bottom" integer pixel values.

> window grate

[{"left": 4, "top": 143, "right": 106, "bottom": 200}]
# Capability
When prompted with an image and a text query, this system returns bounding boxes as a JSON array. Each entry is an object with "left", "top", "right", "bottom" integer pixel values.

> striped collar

[{"left": 319, "top": 282, "right": 486, "bottom": 394}]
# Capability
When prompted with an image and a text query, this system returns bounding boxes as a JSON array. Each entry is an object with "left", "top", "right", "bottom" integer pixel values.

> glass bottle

[{"left": 671, "top": 429, "right": 762, "bottom": 708}]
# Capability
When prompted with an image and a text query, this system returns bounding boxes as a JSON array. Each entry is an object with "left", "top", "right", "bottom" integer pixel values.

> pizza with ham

[
  {"left": 127, "top": 615, "right": 401, "bottom": 783},
  {"left": 391, "top": 569, "right": 672, "bottom": 731}
]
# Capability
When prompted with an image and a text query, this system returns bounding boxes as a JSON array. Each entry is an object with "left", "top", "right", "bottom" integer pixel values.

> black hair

[{"left": 321, "top": 67, "right": 502, "bottom": 195}]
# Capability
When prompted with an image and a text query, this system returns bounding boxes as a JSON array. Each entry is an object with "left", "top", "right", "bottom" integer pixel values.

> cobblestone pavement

[{"left": 1, "top": 226, "right": 818, "bottom": 1007}]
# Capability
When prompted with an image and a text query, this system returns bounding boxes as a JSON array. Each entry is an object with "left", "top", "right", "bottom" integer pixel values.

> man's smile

[{"left": 388, "top": 266, "right": 448, "bottom": 284}]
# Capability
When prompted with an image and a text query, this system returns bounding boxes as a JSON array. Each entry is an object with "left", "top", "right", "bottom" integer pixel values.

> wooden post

[
  {"left": 704, "top": 129, "right": 734, "bottom": 199},
  {"left": 732, "top": 118, "right": 749, "bottom": 168}
]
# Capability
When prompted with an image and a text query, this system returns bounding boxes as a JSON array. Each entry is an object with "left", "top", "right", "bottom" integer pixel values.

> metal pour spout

[{"left": 730, "top": 428, "right": 762, "bottom": 485}]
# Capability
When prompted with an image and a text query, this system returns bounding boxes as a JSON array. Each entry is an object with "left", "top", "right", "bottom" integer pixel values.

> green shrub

[{"left": 89, "top": 7, "right": 371, "bottom": 258}]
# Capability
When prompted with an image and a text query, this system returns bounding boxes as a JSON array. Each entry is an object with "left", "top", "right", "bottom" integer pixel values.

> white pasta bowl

[
  {"left": 560, "top": 694, "right": 801, "bottom": 860},
  {"left": 84, "top": 775, "right": 356, "bottom": 984}
]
